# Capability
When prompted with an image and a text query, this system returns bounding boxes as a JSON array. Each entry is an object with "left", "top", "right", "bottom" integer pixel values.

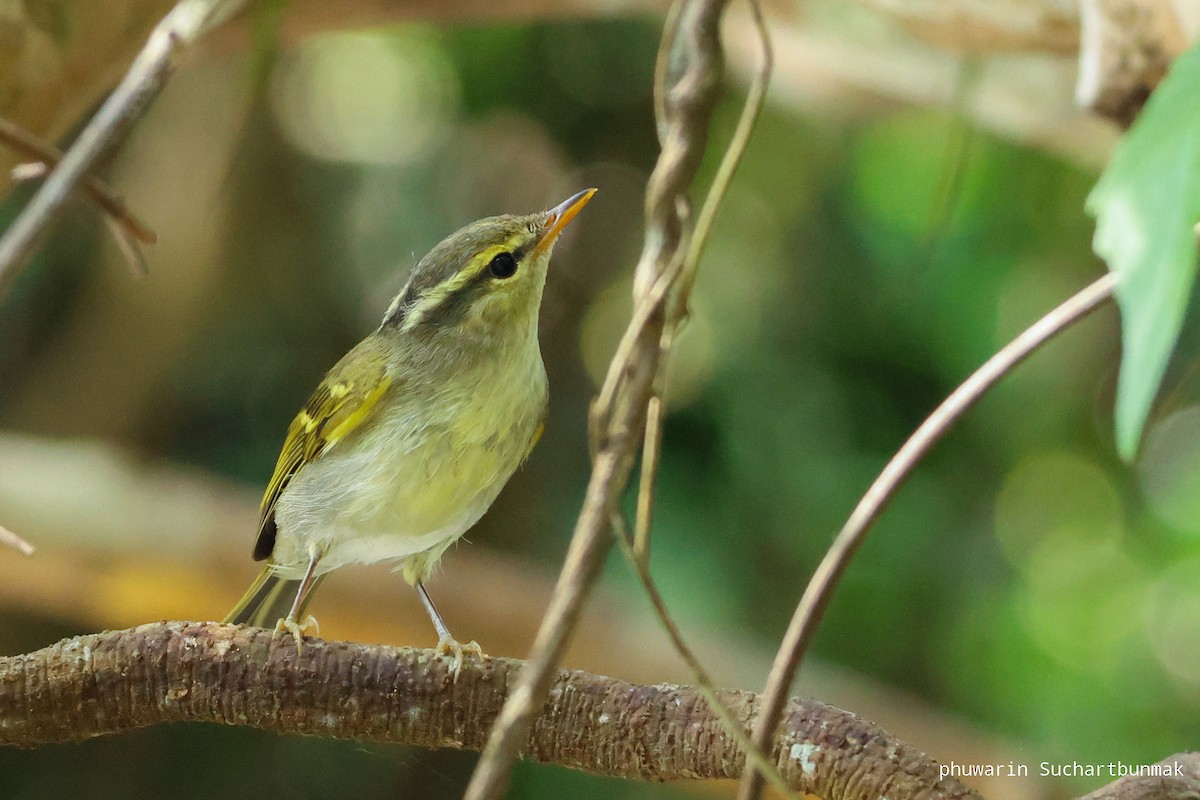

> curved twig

[
  {"left": 738, "top": 272, "right": 1119, "bottom": 799},
  {"left": 0, "top": 118, "right": 157, "bottom": 278},
  {"left": 0, "top": 119, "right": 157, "bottom": 246},
  {"left": 633, "top": 0, "right": 773, "bottom": 560},
  {"left": 0, "top": 0, "right": 246, "bottom": 300},
  {"left": 463, "top": 2, "right": 734, "bottom": 797},
  {"left": 612, "top": 512, "right": 799, "bottom": 799}
]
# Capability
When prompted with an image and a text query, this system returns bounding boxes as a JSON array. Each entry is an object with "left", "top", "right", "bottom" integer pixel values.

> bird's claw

[
  {"left": 435, "top": 634, "right": 483, "bottom": 681},
  {"left": 273, "top": 614, "right": 319, "bottom": 655}
]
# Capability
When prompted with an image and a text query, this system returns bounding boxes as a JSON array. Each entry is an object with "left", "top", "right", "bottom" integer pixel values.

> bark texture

[
  {"left": 1076, "top": 0, "right": 1189, "bottom": 125},
  {"left": 1081, "top": 754, "right": 1200, "bottom": 800},
  {"left": 0, "top": 621, "right": 976, "bottom": 800},
  {"left": 2, "top": 622, "right": 1195, "bottom": 800}
]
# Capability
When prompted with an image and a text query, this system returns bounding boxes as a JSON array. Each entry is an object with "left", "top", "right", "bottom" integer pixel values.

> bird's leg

[
  {"left": 273, "top": 553, "right": 321, "bottom": 655},
  {"left": 416, "top": 580, "right": 482, "bottom": 680}
]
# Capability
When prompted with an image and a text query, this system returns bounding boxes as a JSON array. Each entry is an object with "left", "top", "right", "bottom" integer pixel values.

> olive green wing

[{"left": 252, "top": 342, "right": 394, "bottom": 561}]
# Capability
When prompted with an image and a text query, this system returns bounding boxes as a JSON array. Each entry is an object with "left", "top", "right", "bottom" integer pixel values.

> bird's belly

[{"left": 271, "top": 401, "right": 539, "bottom": 574}]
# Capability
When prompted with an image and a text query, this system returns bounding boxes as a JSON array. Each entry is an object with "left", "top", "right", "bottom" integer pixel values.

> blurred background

[{"left": 1, "top": 1, "right": 1197, "bottom": 798}]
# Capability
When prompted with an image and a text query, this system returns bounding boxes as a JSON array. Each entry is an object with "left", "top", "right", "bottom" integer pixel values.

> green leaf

[{"left": 1087, "top": 42, "right": 1200, "bottom": 460}]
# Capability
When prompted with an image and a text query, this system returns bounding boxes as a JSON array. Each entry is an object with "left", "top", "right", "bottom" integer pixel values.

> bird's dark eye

[{"left": 488, "top": 252, "right": 517, "bottom": 279}]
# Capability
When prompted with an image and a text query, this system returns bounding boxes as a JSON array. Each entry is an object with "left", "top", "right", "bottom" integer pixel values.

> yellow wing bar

[{"left": 252, "top": 341, "right": 394, "bottom": 561}]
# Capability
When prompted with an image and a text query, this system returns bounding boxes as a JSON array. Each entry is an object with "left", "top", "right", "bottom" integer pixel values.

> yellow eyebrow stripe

[{"left": 400, "top": 236, "right": 527, "bottom": 331}]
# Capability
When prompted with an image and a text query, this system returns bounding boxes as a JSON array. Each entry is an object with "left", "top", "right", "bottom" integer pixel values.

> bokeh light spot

[
  {"left": 1145, "top": 558, "right": 1200, "bottom": 688},
  {"left": 1020, "top": 530, "right": 1145, "bottom": 669},
  {"left": 994, "top": 450, "right": 1123, "bottom": 565},
  {"left": 1138, "top": 405, "right": 1200, "bottom": 534},
  {"left": 271, "top": 29, "right": 460, "bottom": 165},
  {"left": 581, "top": 279, "right": 713, "bottom": 409},
  {"left": 690, "top": 183, "right": 787, "bottom": 360}
]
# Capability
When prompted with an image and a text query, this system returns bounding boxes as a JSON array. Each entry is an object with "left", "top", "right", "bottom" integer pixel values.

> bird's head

[{"left": 381, "top": 188, "right": 596, "bottom": 343}]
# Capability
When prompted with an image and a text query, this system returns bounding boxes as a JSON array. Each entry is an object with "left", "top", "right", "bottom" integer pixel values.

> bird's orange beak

[{"left": 536, "top": 188, "right": 597, "bottom": 255}]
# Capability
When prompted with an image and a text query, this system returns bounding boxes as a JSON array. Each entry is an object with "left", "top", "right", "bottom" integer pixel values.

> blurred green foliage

[{"left": 2, "top": 12, "right": 1199, "bottom": 800}]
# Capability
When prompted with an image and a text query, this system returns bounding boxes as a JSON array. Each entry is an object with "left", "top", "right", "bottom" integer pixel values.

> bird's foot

[
  {"left": 273, "top": 614, "right": 319, "bottom": 655},
  {"left": 434, "top": 634, "right": 484, "bottom": 681}
]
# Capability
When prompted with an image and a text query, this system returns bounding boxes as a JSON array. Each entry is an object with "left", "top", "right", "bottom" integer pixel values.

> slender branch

[
  {"left": 612, "top": 512, "right": 799, "bottom": 799},
  {"left": 0, "top": 621, "right": 977, "bottom": 800},
  {"left": 634, "top": 0, "right": 772, "bottom": 566},
  {"left": 631, "top": 0, "right": 772, "bottom": 563},
  {"left": 463, "top": 1, "right": 732, "bottom": 797},
  {"left": 617, "top": 0, "right": 786, "bottom": 790},
  {"left": 103, "top": 215, "right": 153, "bottom": 277},
  {"left": 633, "top": 393, "right": 665, "bottom": 560},
  {"left": 0, "top": 0, "right": 246, "bottom": 301},
  {"left": 0, "top": 523, "right": 33, "bottom": 556},
  {"left": 0, "top": 120, "right": 158, "bottom": 245},
  {"left": 653, "top": 0, "right": 685, "bottom": 145},
  {"left": 738, "top": 272, "right": 1120, "bottom": 800},
  {"left": 678, "top": 0, "right": 772, "bottom": 310},
  {"left": 0, "top": 118, "right": 157, "bottom": 278}
]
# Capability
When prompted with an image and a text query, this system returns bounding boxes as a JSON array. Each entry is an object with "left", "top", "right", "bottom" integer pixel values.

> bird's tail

[{"left": 223, "top": 564, "right": 326, "bottom": 627}]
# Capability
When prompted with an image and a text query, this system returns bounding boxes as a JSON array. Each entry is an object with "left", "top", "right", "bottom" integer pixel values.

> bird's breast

[{"left": 271, "top": 348, "right": 547, "bottom": 571}]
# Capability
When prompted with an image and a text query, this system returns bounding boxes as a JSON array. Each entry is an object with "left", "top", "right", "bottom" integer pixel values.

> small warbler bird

[{"left": 225, "top": 188, "right": 596, "bottom": 670}]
